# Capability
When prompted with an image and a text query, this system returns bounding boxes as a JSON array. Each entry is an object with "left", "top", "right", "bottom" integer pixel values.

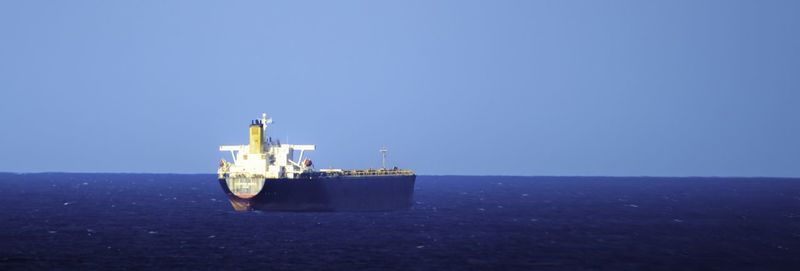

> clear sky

[{"left": 1, "top": 1, "right": 798, "bottom": 177}]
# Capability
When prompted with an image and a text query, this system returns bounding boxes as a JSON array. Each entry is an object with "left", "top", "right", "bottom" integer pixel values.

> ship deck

[{"left": 314, "top": 168, "right": 415, "bottom": 177}]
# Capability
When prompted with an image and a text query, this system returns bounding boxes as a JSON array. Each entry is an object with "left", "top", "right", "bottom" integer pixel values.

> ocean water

[{"left": 0, "top": 173, "right": 799, "bottom": 270}]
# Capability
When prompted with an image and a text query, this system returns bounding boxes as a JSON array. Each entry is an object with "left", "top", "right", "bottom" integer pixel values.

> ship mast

[{"left": 260, "top": 113, "right": 273, "bottom": 139}]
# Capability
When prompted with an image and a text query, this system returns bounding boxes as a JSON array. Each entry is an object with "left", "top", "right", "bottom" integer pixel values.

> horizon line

[{"left": 1, "top": 171, "right": 798, "bottom": 179}]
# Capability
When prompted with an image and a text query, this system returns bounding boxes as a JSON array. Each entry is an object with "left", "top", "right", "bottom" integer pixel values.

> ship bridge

[{"left": 219, "top": 113, "right": 315, "bottom": 179}]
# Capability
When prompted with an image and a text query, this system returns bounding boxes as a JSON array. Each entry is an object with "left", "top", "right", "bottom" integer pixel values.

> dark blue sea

[{"left": 1, "top": 173, "right": 799, "bottom": 270}]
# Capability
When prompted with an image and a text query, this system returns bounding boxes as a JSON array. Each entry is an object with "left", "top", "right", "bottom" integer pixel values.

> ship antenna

[
  {"left": 380, "top": 146, "right": 388, "bottom": 169},
  {"left": 260, "top": 113, "right": 273, "bottom": 138}
]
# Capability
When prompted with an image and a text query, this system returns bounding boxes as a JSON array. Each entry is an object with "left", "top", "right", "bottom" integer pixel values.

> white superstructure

[{"left": 218, "top": 113, "right": 316, "bottom": 179}]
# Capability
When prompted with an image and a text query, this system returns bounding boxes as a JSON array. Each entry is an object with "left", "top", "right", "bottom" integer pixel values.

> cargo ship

[{"left": 217, "top": 114, "right": 416, "bottom": 212}]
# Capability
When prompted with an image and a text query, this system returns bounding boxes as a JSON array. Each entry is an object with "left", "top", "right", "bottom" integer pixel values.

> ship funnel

[{"left": 249, "top": 121, "right": 264, "bottom": 154}]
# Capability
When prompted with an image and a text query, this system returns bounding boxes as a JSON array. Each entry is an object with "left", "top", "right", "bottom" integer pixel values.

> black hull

[{"left": 218, "top": 175, "right": 416, "bottom": 212}]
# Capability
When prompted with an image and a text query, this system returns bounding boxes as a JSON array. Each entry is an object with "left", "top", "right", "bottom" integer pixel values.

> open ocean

[{"left": 1, "top": 173, "right": 799, "bottom": 270}]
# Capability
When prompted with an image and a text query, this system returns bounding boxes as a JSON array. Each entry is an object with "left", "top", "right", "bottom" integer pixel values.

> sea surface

[{"left": 1, "top": 173, "right": 799, "bottom": 270}]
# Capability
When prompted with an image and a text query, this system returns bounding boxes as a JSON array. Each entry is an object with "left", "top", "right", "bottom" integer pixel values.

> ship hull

[{"left": 218, "top": 175, "right": 416, "bottom": 212}]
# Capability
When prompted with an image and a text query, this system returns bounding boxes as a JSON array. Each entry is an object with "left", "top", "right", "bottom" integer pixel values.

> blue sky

[{"left": 1, "top": 1, "right": 798, "bottom": 176}]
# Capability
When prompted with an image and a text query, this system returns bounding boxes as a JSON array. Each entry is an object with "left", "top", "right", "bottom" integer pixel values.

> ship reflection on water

[{"left": 224, "top": 194, "right": 253, "bottom": 211}]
